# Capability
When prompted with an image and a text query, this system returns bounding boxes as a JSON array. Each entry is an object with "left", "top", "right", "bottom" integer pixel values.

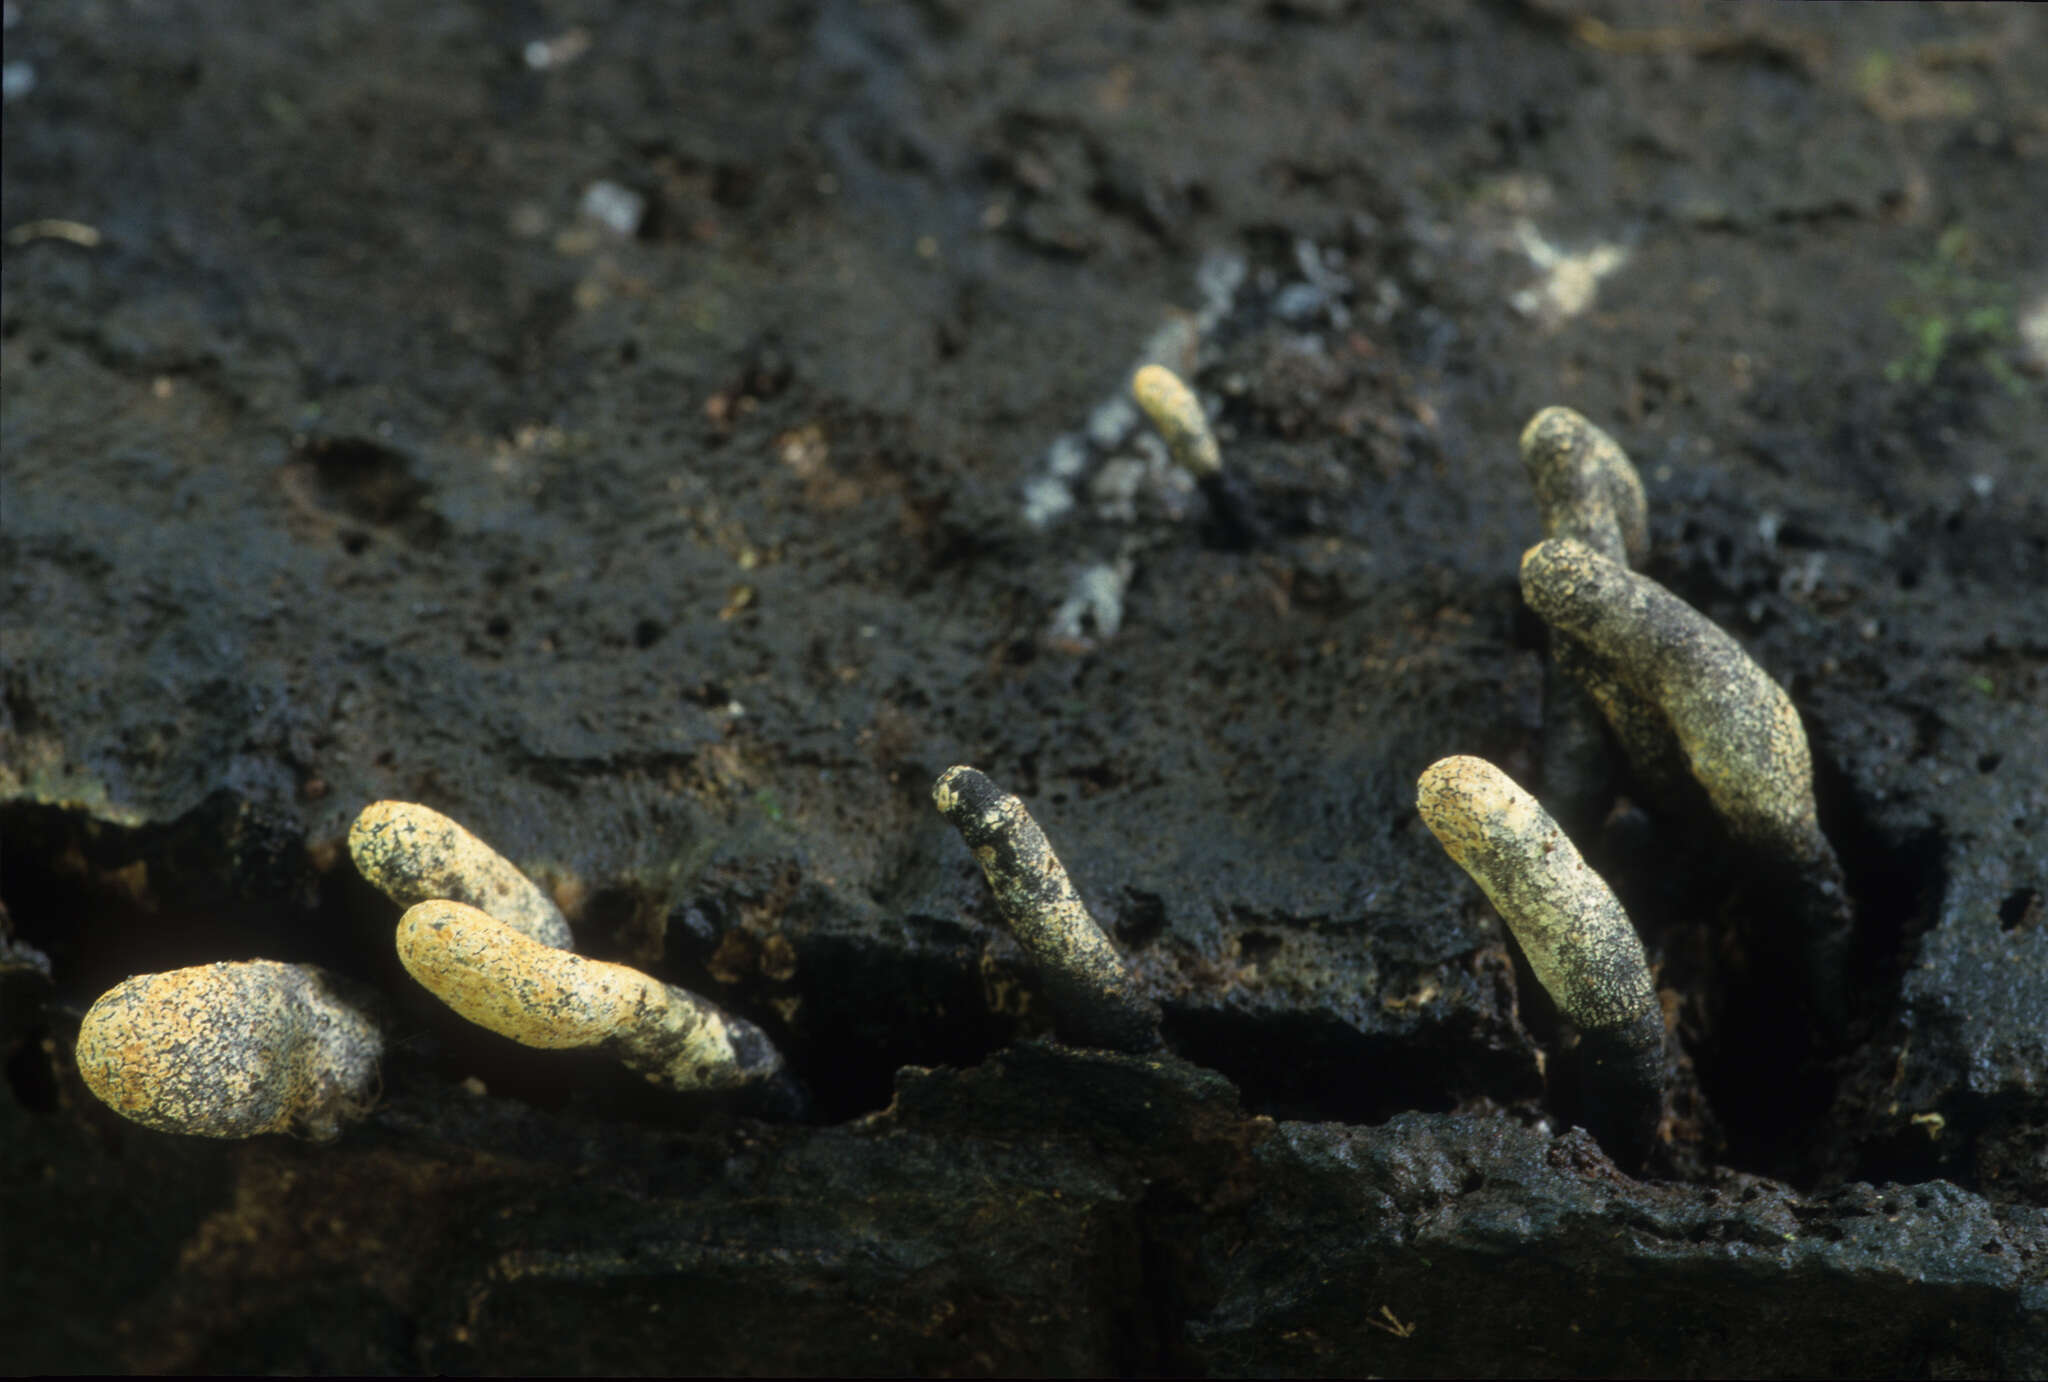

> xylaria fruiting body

[
  {"left": 1519, "top": 406, "right": 1648, "bottom": 567},
  {"left": 396, "top": 900, "right": 785, "bottom": 1093},
  {"left": 1131, "top": 364, "right": 1263, "bottom": 549},
  {"left": 76, "top": 960, "right": 383, "bottom": 1140},
  {"left": 1519, "top": 537, "right": 1852, "bottom": 1024},
  {"left": 1132, "top": 364, "right": 1222, "bottom": 478},
  {"left": 933, "top": 766, "right": 1162, "bottom": 1053},
  {"left": 349, "top": 800, "right": 573, "bottom": 949},
  {"left": 1518, "top": 406, "right": 1664, "bottom": 824},
  {"left": 1417, "top": 755, "right": 1664, "bottom": 1167}
]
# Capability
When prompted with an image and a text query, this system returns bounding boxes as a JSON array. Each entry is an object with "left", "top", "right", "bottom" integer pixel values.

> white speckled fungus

[{"left": 933, "top": 766, "right": 1160, "bottom": 1053}]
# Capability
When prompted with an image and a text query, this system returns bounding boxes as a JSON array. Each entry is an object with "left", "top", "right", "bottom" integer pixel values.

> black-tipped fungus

[
  {"left": 933, "top": 766, "right": 1162, "bottom": 1053},
  {"left": 396, "top": 899, "right": 786, "bottom": 1094}
]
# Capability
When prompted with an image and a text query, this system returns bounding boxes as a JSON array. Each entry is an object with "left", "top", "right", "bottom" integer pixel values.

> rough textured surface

[
  {"left": 1523, "top": 537, "right": 1826, "bottom": 863},
  {"left": 349, "top": 800, "right": 574, "bottom": 950},
  {"left": 75, "top": 960, "right": 382, "bottom": 1141},
  {"left": 1417, "top": 754, "right": 1664, "bottom": 1165},
  {"left": 397, "top": 899, "right": 781, "bottom": 1094},
  {"left": 1132, "top": 365, "right": 1222, "bottom": 479},
  {"left": 1522, "top": 536, "right": 1855, "bottom": 1028},
  {"left": 1519, "top": 405, "right": 1649, "bottom": 566},
  {"left": 934, "top": 765, "right": 1161, "bottom": 1053},
  {"left": 5, "top": 0, "right": 2046, "bottom": 1373},
  {"left": 1417, "top": 756, "right": 1656, "bottom": 1033}
]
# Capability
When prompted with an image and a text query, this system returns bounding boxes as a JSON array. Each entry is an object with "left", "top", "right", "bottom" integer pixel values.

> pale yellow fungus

[
  {"left": 1131, "top": 364, "right": 1222, "bottom": 478},
  {"left": 1519, "top": 536, "right": 1854, "bottom": 1025},
  {"left": 349, "top": 800, "right": 572, "bottom": 949},
  {"left": 1416, "top": 756, "right": 1657, "bottom": 1033},
  {"left": 396, "top": 900, "right": 784, "bottom": 1092},
  {"left": 76, "top": 960, "right": 382, "bottom": 1140},
  {"left": 1519, "top": 539, "right": 1829, "bottom": 870},
  {"left": 1417, "top": 755, "right": 1665, "bottom": 1164},
  {"left": 1519, "top": 406, "right": 1647, "bottom": 567}
]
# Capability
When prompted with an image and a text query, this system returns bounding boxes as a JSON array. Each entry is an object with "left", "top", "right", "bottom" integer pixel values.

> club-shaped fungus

[
  {"left": 1131, "top": 363, "right": 1263, "bottom": 549},
  {"left": 933, "top": 766, "right": 1162, "bottom": 1053},
  {"left": 1520, "top": 537, "right": 1853, "bottom": 1024},
  {"left": 76, "top": 960, "right": 383, "bottom": 1140},
  {"left": 396, "top": 899, "right": 785, "bottom": 1093},
  {"left": 349, "top": 800, "right": 573, "bottom": 949},
  {"left": 1416, "top": 755, "right": 1664, "bottom": 1166},
  {"left": 1519, "top": 406, "right": 1648, "bottom": 567},
  {"left": 1518, "top": 406, "right": 1671, "bottom": 824}
]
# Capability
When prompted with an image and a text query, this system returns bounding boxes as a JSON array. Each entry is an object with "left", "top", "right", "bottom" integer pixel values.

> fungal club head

[
  {"left": 349, "top": 800, "right": 573, "bottom": 950},
  {"left": 1131, "top": 363, "right": 1222, "bottom": 478},
  {"left": 1417, "top": 755, "right": 1666, "bottom": 1167},
  {"left": 76, "top": 960, "right": 383, "bottom": 1141},
  {"left": 396, "top": 899, "right": 783, "bottom": 1093}
]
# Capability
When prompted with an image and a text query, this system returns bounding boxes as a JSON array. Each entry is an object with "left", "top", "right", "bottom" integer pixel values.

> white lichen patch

[{"left": 1510, "top": 219, "right": 1629, "bottom": 326}]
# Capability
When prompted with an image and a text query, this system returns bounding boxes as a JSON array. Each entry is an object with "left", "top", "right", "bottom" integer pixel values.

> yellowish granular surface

[
  {"left": 1132, "top": 364, "right": 1222, "bottom": 477},
  {"left": 1416, "top": 755, "right": 1655, "bottom": 1031},
  {"left": 396, "top": 899, "right": 651, "bottom": 1049},
  {"left": 350, "top": 800, "right": 573, "bottom": 948},
  {"left": 75, "top": 960, "right": 382, "bottom": 1140},
  {"left": 395, "top": 900, "right": 752, "bottom": 1090}
]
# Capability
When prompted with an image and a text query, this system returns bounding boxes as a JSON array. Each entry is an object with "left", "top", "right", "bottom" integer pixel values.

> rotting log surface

[{"left": 4, "top": 1, "right": 2045, "bottom": 1375}]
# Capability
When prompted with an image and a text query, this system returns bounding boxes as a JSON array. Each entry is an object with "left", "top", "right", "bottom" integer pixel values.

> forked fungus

[
  {"left": 349, "top": 800, "right": 573, "bottom": 949},
  {"left": 76, "top": 960, "right": 383, "bottom": 1140},
  {"left": 933, "top": 766, "right": 1161, "bottom": 1053},
  {"left": 396, "top": 899, "right": 785, "bottom": 1093},
  {"left": 1417, "top": 755, "right": 1663, "bottom": 1165}
]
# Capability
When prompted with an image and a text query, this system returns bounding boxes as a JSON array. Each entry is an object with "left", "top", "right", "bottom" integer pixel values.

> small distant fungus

[
  {"left": 933, "top": 766, "right": 1162, "bottom": 1053},
  {"left": 1131, "top": 363, "right": 1263, "bottom": 549},
  {"left": 1131, "top": 364, "right": 1222, "bottom": 478},
  {"left": 349, "top": 800, "right": 573, "bottom": 949},
  {"left": 396, "top": 899, "right": 786, "bottom": 1093},
  {"left": 1520, "top": 537, "right": 1852, "bottom": 1024},
  {"left": 1416, "top": 755, "right": 1663, "bottom": 1166},
  {"left": 76, "top": 960, "right": 383, "bottom": 1140}
]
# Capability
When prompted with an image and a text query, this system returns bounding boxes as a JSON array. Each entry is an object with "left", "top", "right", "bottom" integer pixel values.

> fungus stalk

[
  {"left": 76, "top": 960, "right": 383, "bottom": 1140},
  {"left": 1131, "top": 364, "right": 1263, "bottom": 549},
  {"left": 1521, "top": 537, "right": 1853, "bottom": 1026},
  {"left": 396, "top": 900, "right": 785, "bottom": 1094},
  {"left": 933, "top": 766, "right": 1161, "bottom": 1053},
  {"left": 350, "top": 800, "right": 574, "bottom": 949},
  {"left": 1418, "top": 756, "right": 1664, "bottom": 1168}
]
